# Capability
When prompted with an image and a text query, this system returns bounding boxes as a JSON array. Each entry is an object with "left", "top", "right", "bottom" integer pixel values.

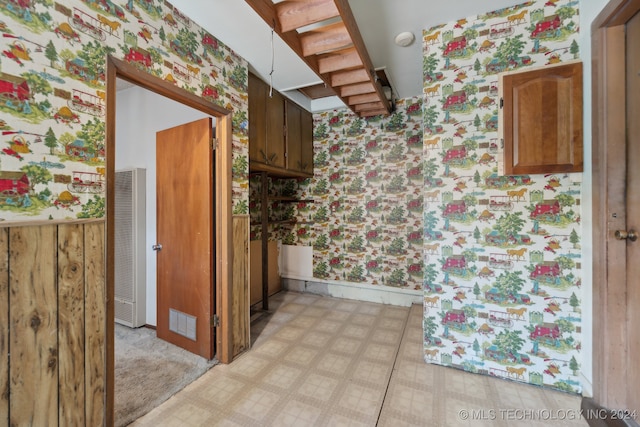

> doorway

[
  {"left": 105, "top": 56, "right": 234, "bottom": 426},
  {"left": 590, "top": 0, "right": 640, "bottom": 415}
]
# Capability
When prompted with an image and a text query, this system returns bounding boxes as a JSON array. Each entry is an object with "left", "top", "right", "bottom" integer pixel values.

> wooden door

[
  {"left": 156, "top": 117, "right": 215, "bottom": 360},
  {"left": 592, "top": 0, "right": 640, "bottom": 415},
  {"left": 625, "top": 9, "right": 640, "bottom": 413}
]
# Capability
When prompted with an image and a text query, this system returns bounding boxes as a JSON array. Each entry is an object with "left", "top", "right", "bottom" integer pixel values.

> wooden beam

[
  {"left": 317, "top": 47, "right": 362, "bottom": 74},
  {"left": 334, "top": 0, "right": 391, "bottom": 112},
  {"left": 244, "top": 0, "right": 320, "bottom": 70},
  {"left": 244, "top": 0, "right": 390, "bottom": 117},
  {"left": 331, "top": 68, "right": 369, "bottom": 86},
  {"left": 297, "top": 83, "right": 336, "bottom": 99},
  {"left": 354, "top": 101, "right": 384, "bottom": 112},
  {"left": 340, "top": 82, "right": 375, "bottom": 97},
  {"left": 276, "top": 0, "right": 339, "bottom": 33},
  {"left": 348, "top": 92, "right": 381, "bottom": 105},
  {"left": 300, "top": 21, "right": 352, "bottom": 56},
  {"left": 359, "top": 108, "right": 388, "bottom": 117}
]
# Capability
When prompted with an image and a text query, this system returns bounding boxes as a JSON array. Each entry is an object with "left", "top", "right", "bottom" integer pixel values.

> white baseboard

[
  {"left": 282, "top": 275, "right": 422, "bottom": 307},
  {"left": 579, "top": 372, "right": 593, "bottom": 397}
]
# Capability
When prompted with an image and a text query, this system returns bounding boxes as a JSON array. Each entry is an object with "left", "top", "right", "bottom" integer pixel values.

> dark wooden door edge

[{"left": 581, "top": 397, "right": 640, "bottom": 427}]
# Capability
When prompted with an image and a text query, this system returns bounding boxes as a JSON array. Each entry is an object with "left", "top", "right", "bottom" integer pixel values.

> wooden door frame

[
  {"left": 105, "top": 56, "right": 234, "bottom": 426},
  {"left": 589, "top": 0, "right": 640, "bottom": 414}
]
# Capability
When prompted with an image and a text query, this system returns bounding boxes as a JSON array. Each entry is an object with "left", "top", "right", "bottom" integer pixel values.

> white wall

[
  {"left": 579, "top": 0, "right": 610, "bottom": 397},
  {"left": 115, "top": 83, "right": 211, "bottom": 326}
]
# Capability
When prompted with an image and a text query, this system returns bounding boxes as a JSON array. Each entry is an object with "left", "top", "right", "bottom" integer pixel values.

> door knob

[
  {"left": 152, "top": 244, "right": 163, "bottom": 251},
  {"left": 614, "top": 230, "right": 637, "bottom": 242}
]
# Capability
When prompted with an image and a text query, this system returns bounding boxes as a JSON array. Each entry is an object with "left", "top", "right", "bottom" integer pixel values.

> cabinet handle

[
  {"left": 258, "top": 150, "right": 277, "bottom": 165},
  {"left": 259, "top": 149, "right": 269, "bottom": 163}
]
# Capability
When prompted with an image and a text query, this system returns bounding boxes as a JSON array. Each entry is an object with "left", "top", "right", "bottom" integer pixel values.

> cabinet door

[
  {"left": 285, "top": 100, "right": 302, "bottom": 172},
  {"left": 249, "top": 74, "right": 286, "bottom": 169},
  {"left": 299, "top": 108, "right": 314, "bottom": 175},
  {"left": 248, "top": 73, "right": 268, "bottom": 164},
  {"left": 501, "top": 61, "right": 583, "bottom": 175},
  {"left": 285, "top": 100, "right": 313, "bottom": 176},
  {"left": 265, "top": 90, "right": 286, "bottom": 169}
]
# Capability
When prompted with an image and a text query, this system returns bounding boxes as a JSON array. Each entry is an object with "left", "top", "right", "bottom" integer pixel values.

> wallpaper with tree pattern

[
  {"left": 419, "top": 0, "right": 582, "bottom": 394},
  {"left": 265, "top": 0, "right": 583, "bottom": 394},
  {"left": 0, "top": 0, "right": 250, "bottom": 222}
]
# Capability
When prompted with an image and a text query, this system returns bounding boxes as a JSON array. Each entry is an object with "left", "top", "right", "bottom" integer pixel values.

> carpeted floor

[{"left": 114, "top": 324, "right": 218, "bottom": 427}]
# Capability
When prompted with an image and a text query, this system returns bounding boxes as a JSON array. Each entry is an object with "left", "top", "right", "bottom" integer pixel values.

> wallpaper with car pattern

[
  {"left": 268, "top": 0, "right": 582, "bottom": 394},
  {"left": 0, "top": 0, "right": 250, "bottom": 222}
]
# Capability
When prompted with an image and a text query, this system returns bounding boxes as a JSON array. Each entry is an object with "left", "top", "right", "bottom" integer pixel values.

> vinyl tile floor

[{"left": 129, "top": 291, "right": 587, "bottom": 426}]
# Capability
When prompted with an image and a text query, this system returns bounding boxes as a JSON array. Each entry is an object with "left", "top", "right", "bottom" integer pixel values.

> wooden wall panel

[
  {"left": 0, "top": 228, "right": 8, "bottom": 427},
  {"left": 0, "top": 221, "right": 106, "bottom": 427},
  {"left": 9, "top": 226, "right": 58, "bottom": 427},
  {"left": 84, "top": 221, "right": 106, "bottom": 427},
  {"left": 232, "top": 216, "right": 250, "bottom": 359},
  {"left": 58, "top": 224, "right": 86, "bottom": 426},
  {"left": 249, "top": 240, "right": 281, "bottom": 306}
]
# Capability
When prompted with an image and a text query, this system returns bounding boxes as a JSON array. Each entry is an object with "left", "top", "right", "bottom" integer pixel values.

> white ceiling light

[{"left": 394, "top": 31, "right": 415, "bottom": 47}]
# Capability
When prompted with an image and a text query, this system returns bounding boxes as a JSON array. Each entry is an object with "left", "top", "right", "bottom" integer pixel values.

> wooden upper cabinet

[
  {"left": 285, "top": 100, "right": 314, "bottom": 177},
  {"left": 249, "top": 72, "right": 313, "bottom": 177},
  {"left": 501, "top": 61, "right": 583, "bottom": 175},
  {"left": 249, "top": 73, "right": 285, "bottom": 169}
]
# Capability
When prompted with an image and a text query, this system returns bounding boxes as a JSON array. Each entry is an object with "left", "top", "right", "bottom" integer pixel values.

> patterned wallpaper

[
  {"left": 420, "top": 0, "right": 582, "bottom": 393},
  {"left": 0, "top": 0, "right": 250, "bottom": 222},
  {"left": 249, "top": 97, "right": 426, "bottom": 291},
  {"left": 259, "top": 0, "right": 583, "bottom": 394}
]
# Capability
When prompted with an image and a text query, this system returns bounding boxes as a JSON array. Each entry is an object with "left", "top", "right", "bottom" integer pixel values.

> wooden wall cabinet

[
  {"left": 500, "top": 61, "right": 583, "bottom": 175},
  {"left": 285, "top": 100, "right": 314, "bottom": 176},
  {"left": 249, "top": 73, "right": 286, "bottom": 170},
  {"left": 249, "top": 73, "right": 313, "bottom": 178}
]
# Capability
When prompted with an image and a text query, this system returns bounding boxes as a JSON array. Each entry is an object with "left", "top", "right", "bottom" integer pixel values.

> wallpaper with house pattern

[
  {"left": 266, "top": 0, "right": 583, "bottom": 394},
  {"left": 0, "top": 0, "right": 250, "bottom": 222},
  {"left": 419, "top": 0, "right": 582, "bottom": 394}
]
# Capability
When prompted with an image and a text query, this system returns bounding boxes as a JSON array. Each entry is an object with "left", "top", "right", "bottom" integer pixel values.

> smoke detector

[{"left": 394, "top": 31, "right": 415, "bottom": 47}]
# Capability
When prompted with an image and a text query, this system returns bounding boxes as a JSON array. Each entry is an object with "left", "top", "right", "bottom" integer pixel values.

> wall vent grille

[{"left": 114, "top": 168, "right": 146, "bottom": 328}]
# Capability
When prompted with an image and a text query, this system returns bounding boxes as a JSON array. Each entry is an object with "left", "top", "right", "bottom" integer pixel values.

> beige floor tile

[
  {"left": 129, "top": 293, "right": 587, "bottom": 427},
  {"left": 272, "top": 399, "right": 323, "bottom": 426},
  {"left": 263, "top": 364, "right": 304, "bottom": 389},
  {"left": 361, "top": 342, "right": 397, "bottom": 363},
  {"left": 297, "top": 373, "right": 340, "bottom": 402},
  {"left": 314, "top": 319, "right": 344, "bottom": 333},
  {"left": 337, "top": 382, "right": 384, "bottom": 418},
  {"left": 351, "top": 313, "right": 378, "bottom": 326},
  {"left": 342, "top": 324, "right": 371, "bottom": 339},
  {"left": 331, "top": 336, "right": 364, "bottom": 355},
  {"left": 301, "top": 330, "right": 333, "bottom": 348},
  {"left": 352, "top": 359, "right": 391, "bottom": 385},
  {"left": 325, "top": 413, "right": 375, "bottom": 426},
  {"left": 192, "top": 375, "right": 247, "bottom": 406},
  {"left": 317, "top": 352, "right": 352, "bottom": 375},
  {"left": 228, "top": 388, "right": 281, "bottom": 422}
]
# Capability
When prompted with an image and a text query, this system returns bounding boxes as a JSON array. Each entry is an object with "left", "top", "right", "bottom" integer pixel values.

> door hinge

[
  {"left": 499, "top": 97, "right": 504, "bottom": 108},
  {"left": 211, "top": 314, "right": 220, "bottom": 327},
  {"left": 211, "top": 137, "right": 218, "bottom": 150}
]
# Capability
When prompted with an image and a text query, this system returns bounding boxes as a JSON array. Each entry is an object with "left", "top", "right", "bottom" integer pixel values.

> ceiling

[{"left": 168, "top": 0, "right": 523, "bottom": 113}]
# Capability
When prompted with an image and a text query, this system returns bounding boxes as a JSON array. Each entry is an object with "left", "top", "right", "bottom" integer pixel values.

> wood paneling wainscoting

[
  {"left": 232, "top": 215, "right": 250, "bottom": 359},
  {"left": 0, "top": 221, "right": 106, "bottom": 427}
]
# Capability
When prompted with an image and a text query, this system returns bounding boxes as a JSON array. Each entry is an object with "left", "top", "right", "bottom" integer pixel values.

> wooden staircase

[{"left": 245, "top": 0, "right": 392, "bottom": 117}]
